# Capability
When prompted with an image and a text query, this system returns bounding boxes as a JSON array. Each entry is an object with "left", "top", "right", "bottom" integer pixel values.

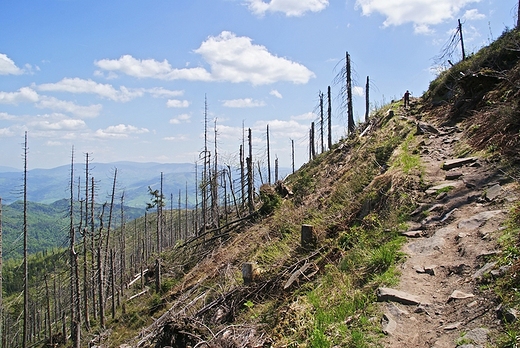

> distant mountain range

[
  {"left": 0, "top": 161, "right": 293, "bottom": 208},
  {"left": 0, "top": 161, "right": 198, "bottom": 208}
]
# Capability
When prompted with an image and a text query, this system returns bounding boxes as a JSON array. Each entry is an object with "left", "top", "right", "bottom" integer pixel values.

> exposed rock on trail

[{"left": 378, "top": 105, "right": 518, "bottom": 348}]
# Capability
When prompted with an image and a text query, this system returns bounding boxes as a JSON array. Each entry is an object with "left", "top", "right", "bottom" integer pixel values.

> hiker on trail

[{"left": 404, "top": 90, "right": 410, "bottom": 108}]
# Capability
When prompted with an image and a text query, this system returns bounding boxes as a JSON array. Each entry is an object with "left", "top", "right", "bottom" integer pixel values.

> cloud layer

[
  {"left": 95, "top": 31, "right": 315, "bottom": 85},
  {"left": 245, "top": 0, "right": 329, "bottom": 17},
  {"left": 355, "top": 0, "right": 481, "bottom": 33}
]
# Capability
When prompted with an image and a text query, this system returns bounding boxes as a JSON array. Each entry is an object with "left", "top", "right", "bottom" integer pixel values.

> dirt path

[{"left": 379, "top": 104, "right": 519, "bottom": 347}]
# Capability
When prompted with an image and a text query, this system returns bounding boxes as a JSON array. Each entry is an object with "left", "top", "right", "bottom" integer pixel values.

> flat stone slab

[
  {"left": 445, "top": 171, "right": 463, "bottom": 180},
  {"left": 401, "top": 230, "right": 423, "bottom": 238},
  {"left": 443, "top": 321, "right": 462, "bottom": 330},
  {"left": 407, "top": 236, "right": 445, "bottom": 255},
  {"left": 381, "top": 313, "right": 397, "bottom": 335},
  {"left": 425, "top": 182, "right": 462, "bottom": 195},
  {"left": 376, "top": 287, "right": 421, "bottom": 305},
  {"left": 485, "top": 184, "right": 501, "bottom": 201},
  {"left": 442, "top": 157, "right": 478, "bottom": 170},
  {"left": 457, "top": 210, "right": 503, "bottom": 230},
  {"left": 463, "top": 328, "right": 490, "bottom": 344},
  {"left": 448, "top": 290, "right": 474, "bottom": 301}
]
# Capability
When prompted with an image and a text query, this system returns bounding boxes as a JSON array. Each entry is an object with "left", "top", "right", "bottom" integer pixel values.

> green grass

[{"left": 391, "top": 133, "right": 422, "bottom": 174}]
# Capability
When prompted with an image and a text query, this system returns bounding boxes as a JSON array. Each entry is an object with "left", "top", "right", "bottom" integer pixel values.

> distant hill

[
  {"left": 0, "top": 161, "right": 197, "bottom": 208},
  {"left": 2, "top": 198, "right": 145, "bottom": 260},
  {"left": 0, "top": 161, "right": 293, "bottom": 208}
]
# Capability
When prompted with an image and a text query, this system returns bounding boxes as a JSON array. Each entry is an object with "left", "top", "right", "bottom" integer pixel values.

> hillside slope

[{"left": 90, "top": 29, "right": 520, "bottom": 347}]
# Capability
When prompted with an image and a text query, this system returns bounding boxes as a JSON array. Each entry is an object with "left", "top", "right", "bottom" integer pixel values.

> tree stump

[
  {"left": 301, "top": 224, "right": 316, "bottom": 249},
  {"left": 242, "top": 262, "right": 254, "bottom": 285}
]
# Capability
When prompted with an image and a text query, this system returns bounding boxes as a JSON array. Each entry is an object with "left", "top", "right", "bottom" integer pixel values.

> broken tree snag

[
  {"left": 242, "top": 262, "right": 255, "bottom": 285},
  {"left": 155, "top": 259, "right": 161, "bottom": 293},
  {"left": 301, "top": 224, "right": 317, "bottom": 249}
]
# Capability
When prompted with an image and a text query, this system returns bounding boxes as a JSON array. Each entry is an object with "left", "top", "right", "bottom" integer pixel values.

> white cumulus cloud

[
  {"left": 270, "top": 90, "right": 283, "bottom": 98},
  {"left": 38, "top": 78, "right": 143, "bottom": 102},
  {"left": 355, "top": 0, "right": 480, "bottom": 34},
  {"left": 246, "top": 0, "right": 329, "bottom": 17},
  {"left": 95, "top": 55, "right": 212, "bottom": 81},
  {"left": 0, "top": 87, "right": 39, "bottom": 104},
  {"left": 222, "top": 98, "right": 266, "bottom": 108},
  {"left": 194, "top": 31, "right": 315, "bottom": 85},
  {"left": 36, "top": 96, "right": 102, "bottom": 118},
  {"left": 166, "top": 99, "right": 190, "bottom": 108},
  {"left": 169, "top": 113, "right": 191, "bottom": 124},
  {"left": 94, "top": 124, "right": 149, "bottom": 139},
  {"left": 29, "top": 118, "right": 87, "bottom": 131},
  {"left": 463, "top": 9, "right": 485, "bottom": 20},
  {"left": 0, "top": 53, "right": 24, "bottom": 75}
]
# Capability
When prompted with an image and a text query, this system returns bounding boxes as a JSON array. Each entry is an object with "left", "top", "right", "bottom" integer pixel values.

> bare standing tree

[
  {"left": 69, "top": 146, "right": 81, "bottom": 348},
  {"left": 23, "top": 132, "right": 29, "bottom": 348},
  {"left": 327, "top": 86, "right": 332, "bottom": 150},
  {"left": 0, "top": 197, "right": 3, "bottom": 348},
  {"left": 365, "top": 76, "right": 370, "bottom": 123},
  {"left": 346, "top": 52, "right": 355, "bottom": 134}
]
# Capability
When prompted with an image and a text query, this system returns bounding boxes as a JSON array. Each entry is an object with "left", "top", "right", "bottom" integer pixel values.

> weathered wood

[
  {"left": 301, "top": 224, "right": 316, "bottom": 249},
  {"left": 128, "top": 290, "right": 148, "bottom": 301},
  {"left": 242, "top": 263, "right": 254, "bottom": 285},
  {"left": 128, "top": 269, "right": 149, "bottom": 287},
  {"left": 283, "top": 262, "right": 319, "bottom": 289}
]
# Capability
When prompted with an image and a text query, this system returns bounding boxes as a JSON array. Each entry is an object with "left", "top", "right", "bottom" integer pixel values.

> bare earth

[{"left": 379, "top": 107, "right": 519, "bottom": 348}]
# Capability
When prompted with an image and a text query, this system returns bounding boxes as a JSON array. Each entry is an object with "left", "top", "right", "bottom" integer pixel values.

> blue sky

[{"left": 0, "top": 0, "right": 516, "bottom": 170}]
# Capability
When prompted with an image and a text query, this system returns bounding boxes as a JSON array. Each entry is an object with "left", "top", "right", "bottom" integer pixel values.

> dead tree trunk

[
  {"left": 154, "top": 259, "right": 161, "bottom": 294},
  {"left": 267, "top": 125, "right": 271, "bottom": 184},
  {"left": 69, "top": 146, "right": 81, "bottom": 348},
  {"left": 275, "top": 157, "right": 279, "bottom": 182},
  {"left": 97, "top": 205, "right": 106, "bottom": 329},
  {"left": 90, "top": 177, "right": 97, "bottom": 321},
  {"left": 23, "top": 132, "right": 29, "bottom": 348},
  {"left": 110, "top": 249, "right": 115, "bottom": 319},
  {"left": 247, "top": 128, "right": 254, "bottom": 215},
  {"left": 327, "top": 86, "right": 332, "bottom": 150},
  {"left": 365, "top": 76, "right": 370, "bottom": 123},
  {"left": 212, "top": 119, "right": 219, "bottom": 229},
  {"left": 291, "top": 139, "right": 295, "bottom": 174},
  {"left": 241, "top": 122, "right": 246, "bottom": 210},
  {"left": 119, "top": 193, "right": 126, "bottom": 297},
  {"left": 346, "top": 52, "right": 355, "bottom": 135},
  {"left": 458, "top": 19, "right": 466, "bottom": 60},
  {"left": 44, "top": 276, "right": 52, "bottom": 346},
  {"left": 310, "top": 122, "right": 316, "bottom": 160},
  {"left": 319, "top": 91, "right": 324, "bottom": 153},
  {"left": 0, "top": 198, "right": 2, "bottom": 348},
  {"left": 83, "top": 153, "right": 90, "bottom": 330},
  {"left": 518, "top": 0, "right": 520, "bottom": 28}
]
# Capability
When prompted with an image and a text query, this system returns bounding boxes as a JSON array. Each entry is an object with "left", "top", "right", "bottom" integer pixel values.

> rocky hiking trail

[{"left": 378, "top": 104, "right": 519, "bottom": 347}]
